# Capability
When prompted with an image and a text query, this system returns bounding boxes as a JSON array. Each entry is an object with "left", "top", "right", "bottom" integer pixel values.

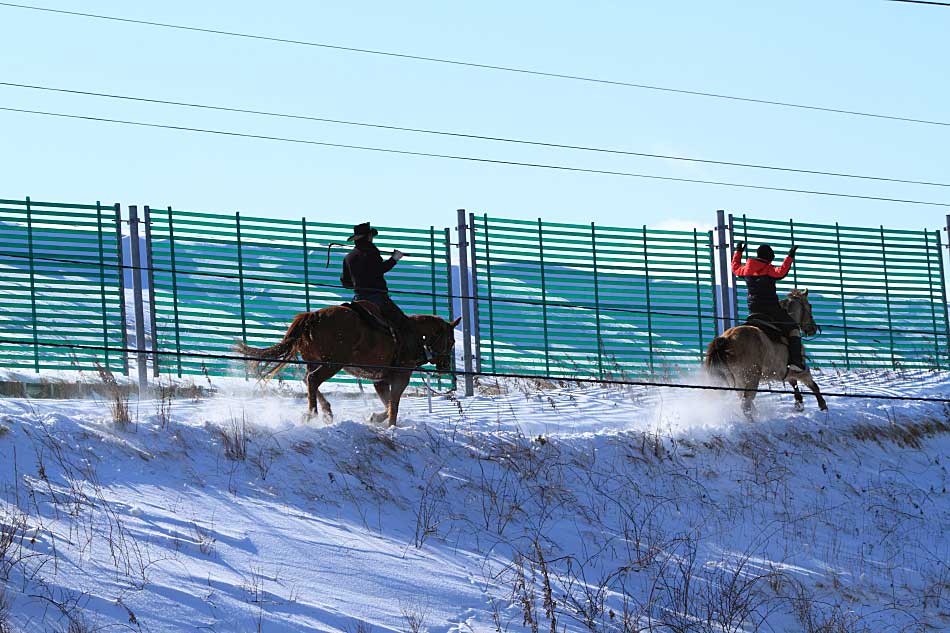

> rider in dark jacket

[
  {"left": 340, "top": 222, "right": 425, "bottom": 364},
  {"left": 732, "top": 242, "right": 806, "bottom": 372}
]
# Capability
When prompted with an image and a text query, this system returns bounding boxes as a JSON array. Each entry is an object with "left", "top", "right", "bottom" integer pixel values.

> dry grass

[
  {"left": 216, "top": 416, "right": 249, "bottom": 461},
  {"left": 0, "top": 586, "right": 11, "bottom": 633},
  {"left": 400, "top": 599, "right": 429, "bottom": 633},
  {"left": 95, "top": 363, "right": 131, "bottom": 428},
  {"left": 850, "top": 415, "right": 950, "bottom": 449}
]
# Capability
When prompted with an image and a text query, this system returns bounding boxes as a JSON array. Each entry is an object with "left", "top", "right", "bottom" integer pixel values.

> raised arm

[
  {"left": 731, "top": 242, "right": 747, "bottom": 276},
  {"left": 767, "top": 246, "right": 798, "bottom": 279}
]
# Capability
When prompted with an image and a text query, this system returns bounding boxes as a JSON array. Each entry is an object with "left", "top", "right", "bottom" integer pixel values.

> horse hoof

[
  {"left": 369, "top": 412, "right": 387, "bottom": 425},
  {"left": 794, "top": 402, "right": 805, "bottom": 412}
]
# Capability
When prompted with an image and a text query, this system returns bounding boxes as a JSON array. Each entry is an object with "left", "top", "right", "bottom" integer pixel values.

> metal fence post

[
  {"left": 113, "top": 204, "right": 129, "bottom": 375},
  {"left": 538, "top": 218, "right": 551, "bottom": 375},
  {"left": 591, "top": 222, "right": 604, "bottom": 379},
  {"left": 834, "top": 222, "right": 850, "bottom": 369},
  {"left": 693, "top": 228, "right": 704, "bottom": 359},
  {"left": 642, "top": 226, "right": 654, "bottom": 375},
  {"left": 468, "top": 212, "right": 482, "bottom": 373},
  {"left": 96, "top": 202, "right": 111, "bottom": 370},
  {"left": 429, "top": 226, "right": 438, "bottom": 316},
  {"left": 926, "top": 230, "right": 941, "bottom": 369},
  {"left": 143, "top": 206, "right": 159, "bottom": 377},
  {"left": 938, "top": 220, "right": 950, "bottom": 368},
  {"left": 714, "top": 210, "right": 731, "bottom": 335},
  {"left": 707, "top": 230, "right": 718, "bottom": 340},
  {"left": 730, "top": 214, "right": 741, "bottom": 327},
  {"left": 444, "top": 227, "right": 458, "bottom": 386},
  {"left": 25, "top": 196, "right": 39, "bottom": 372},
  {"left": 166, "top": 206, "right": 183, "bottom": 377},
  {"left": 302, "top": 217, "right": 311, "bottom": 312},
  {"left": 456, "top": 209, "right": 475, "bottom": 396},
  {"left": 128, "top": 206, "right": 148, "bottom": 392},
  {"left": 879, "top": 226, "right": 896, "bottom": 367}
]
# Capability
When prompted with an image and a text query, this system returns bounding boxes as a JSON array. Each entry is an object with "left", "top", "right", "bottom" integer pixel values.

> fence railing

[
  {"left": 146, "top": 206, "right": 453, "bottom": 383},
  {"left": 469, "top": 214, "right": 718, "bottom": 380},
  {"left": 0, "top": 197, "right": 126, "bottom": 373},
  {"left": 1, "top": 195, "right": 949, "bottom": 391}
]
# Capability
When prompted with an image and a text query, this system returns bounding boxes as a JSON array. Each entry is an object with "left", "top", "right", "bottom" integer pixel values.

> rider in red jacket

[{"left": 732, "top": 243, "right": 805, "bottom": 372}]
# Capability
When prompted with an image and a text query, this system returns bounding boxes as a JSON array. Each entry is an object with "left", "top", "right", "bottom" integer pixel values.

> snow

[{"left": 1, "top": 369, "right": 949, "bottom": 631}]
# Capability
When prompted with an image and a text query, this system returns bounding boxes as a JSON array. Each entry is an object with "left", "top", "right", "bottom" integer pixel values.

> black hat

[
  {"left": 756, "top": 244, "right": 775, "bottom": 262},
  {"left": 347, "top": 222, "right": 379, "bottom": 242}
]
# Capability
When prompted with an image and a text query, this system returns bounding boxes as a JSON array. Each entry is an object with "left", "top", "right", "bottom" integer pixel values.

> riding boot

[{"left": 787, "top": 336, "right": 806, "bottom": 372}]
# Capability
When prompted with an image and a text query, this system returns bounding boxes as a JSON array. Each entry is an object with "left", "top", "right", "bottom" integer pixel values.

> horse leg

[
  {"left": 802, "top": 374, "right": 828, "bottom": 411},
  {"left": 386, "top": 372, "right": 412, "bottom": 427},
  {"left": 369, "top": 380, "right": 391, "bottom": 425},
  {"left": 788, "top": 378, "right": 805, "bottom": 412},
  {"left": 305, "top": 364, "right": 341, "bottom": 423},
  {"left": 740, "top": 368, "right": 761, "bottom": 421},
  {"left": 305, "top": 363, "right": 320, "bottom": 416}
]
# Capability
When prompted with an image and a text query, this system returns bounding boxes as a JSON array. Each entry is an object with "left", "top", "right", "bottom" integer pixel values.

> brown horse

[
  {"left": 705, "top": 289, "right": 828, "bottom": 418},
  {"left": 237, "top": 304, "right": 461, "bottom": 426}
]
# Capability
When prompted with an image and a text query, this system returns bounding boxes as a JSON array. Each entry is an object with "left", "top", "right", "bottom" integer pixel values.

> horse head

[
  {"left": 786, "top": 289, "right": 818, "bottom": 336},
  {"left": 417, "top": 316, "right": 462, "bottom": 372}
]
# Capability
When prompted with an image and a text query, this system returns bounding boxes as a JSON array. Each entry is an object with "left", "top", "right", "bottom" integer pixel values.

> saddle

[
  {"left": 342, "top": 301, "right": 418, "bottom": 367},
  {"left": 342, "top": 301, "right": 396, "bottom": 335},
  {"left": 744, "top": 317, "right": 788, "bottom": 345}
]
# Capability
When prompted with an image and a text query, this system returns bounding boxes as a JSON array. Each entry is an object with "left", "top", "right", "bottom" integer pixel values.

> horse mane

[{"left": 410, "top": 314, "right": 450, "bottom": 331}]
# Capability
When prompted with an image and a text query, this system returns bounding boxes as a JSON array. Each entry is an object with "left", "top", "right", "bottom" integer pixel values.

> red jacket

[
  {"left": 732, "top": 251, "right": 793, "bottom": 312},
  {"left": 732, "top": 251, "right": 792, "bottom": 279}
]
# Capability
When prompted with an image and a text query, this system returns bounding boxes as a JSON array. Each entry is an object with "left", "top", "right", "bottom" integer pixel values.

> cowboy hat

[{"left": 347, "top": 222, "right": 379, "bottom": 242}]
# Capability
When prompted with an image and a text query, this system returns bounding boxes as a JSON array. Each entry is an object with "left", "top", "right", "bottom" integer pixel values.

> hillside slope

[{"left": 1, "top": 370, "right": 949, "bottom": 632}]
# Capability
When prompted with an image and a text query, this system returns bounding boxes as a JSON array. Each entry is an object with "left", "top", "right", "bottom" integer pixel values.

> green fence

[
  {"left": 0, "top": 197, "right": 126, "bottom": 373},
  {"left": 470, "top": 215, "right": 718, "bottom": 378},
  {"left": 147, "top": 206, "right": 453, "bottom": 381},
  {"left": 731, "top": 215, "right": 950, "bottom": 369},
  {"left": 2, "top": 196, "right": 949, "bottom": 383}
]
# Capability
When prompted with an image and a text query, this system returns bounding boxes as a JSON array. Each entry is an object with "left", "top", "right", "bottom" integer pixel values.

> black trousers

[
  {"left": 353, "top": 291, "right": 423, "bottom": 362},
  {"left": 354, "top": 291, "right": 411, "bottom": 329},
  {"left": 748, "top": 305, "right": 799, "bottom": 335}
]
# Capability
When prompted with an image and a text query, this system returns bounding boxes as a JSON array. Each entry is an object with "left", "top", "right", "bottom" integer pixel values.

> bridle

[
  {"left": 421, "top": 328, "right": 453, "bottom": 371},
  {"left": 785, "top": 294, "right": 821, "bottom": 340}
]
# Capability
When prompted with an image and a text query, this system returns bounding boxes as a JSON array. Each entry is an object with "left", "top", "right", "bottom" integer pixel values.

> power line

[
  {"left": 3, "top": 80, "right": 948, "bottom": 189},
  {"left": 1, "top": 2, "right": 948, "bottom": 129},
  {"left": 0, "top": 248, "right": 943, "bottom": 336},
  {"left": 7, "top": 336, "right": 950, "bottom": 404},
  {"left": 3, "top": 105, "right": 950, "bottom": 208},
  {"left": 887, "top": 0, "right": 950, "bottom": 6}
]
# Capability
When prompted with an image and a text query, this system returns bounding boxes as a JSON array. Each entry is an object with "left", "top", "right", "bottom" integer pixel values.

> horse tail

[
  {"left": 704, "top": 336, "right": 734, "bottom": 386},
  {"left": 235, "top": 311, "right": 319, "bottom": 378}
]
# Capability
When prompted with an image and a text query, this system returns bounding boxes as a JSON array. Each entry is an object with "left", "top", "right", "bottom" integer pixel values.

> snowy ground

[{"left": 1, "top": 369, "right": 950, "bottom": 632}]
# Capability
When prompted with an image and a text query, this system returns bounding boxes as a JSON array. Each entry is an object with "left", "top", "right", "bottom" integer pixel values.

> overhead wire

[
  {"left": 1, "top": 81, "right": 948, "bottom": 189},
  {"left": 1, "top": 1, "right": 949, "bottom": 128},
  {"left": 5, "top": 337, "right": 950, "bottom": 404},
  {"left": 887, "top": 0, "right": 950, "bottom": 6},
  {"left": 2, "top": 105, "right": 950, "bottom": 208}
]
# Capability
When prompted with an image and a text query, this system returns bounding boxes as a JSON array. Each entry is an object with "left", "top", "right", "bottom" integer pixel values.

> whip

[{"left": 324, "top": 242, "right": 349, "bottom": 268}]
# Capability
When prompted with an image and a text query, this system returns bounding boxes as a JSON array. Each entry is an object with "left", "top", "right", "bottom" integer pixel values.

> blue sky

[{"left": 0, "top": 0, "right": 947, "bottom": 232}]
